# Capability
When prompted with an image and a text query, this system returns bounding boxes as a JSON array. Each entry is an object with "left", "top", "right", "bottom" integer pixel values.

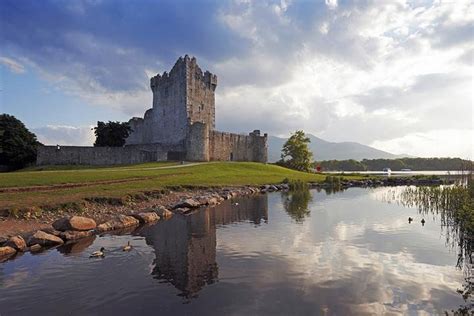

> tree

[
  {"left": 93, "top": 121, "right": 132, "bottom": 147},
  {"left": 279, "top": 130, "right": 313, "bottom": 171},
  {"left": 0, "top": 114, "right": 41, "bottom": 169}
]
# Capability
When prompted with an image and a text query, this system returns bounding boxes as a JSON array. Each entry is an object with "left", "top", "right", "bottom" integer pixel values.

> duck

[
  {"left": 122, "top": 241, "right": 132, "bottom": 252},
  {"left": 408, "top": 217, "right": 413, "bottom": 223},
  {"left": 421, "top": 218, "right": 426, "bottom": 226},
  {"left": 90, "top": 247, "right": 105, "bottom": 258}
]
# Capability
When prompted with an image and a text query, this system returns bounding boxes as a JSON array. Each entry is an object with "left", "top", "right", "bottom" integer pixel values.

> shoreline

[{"left": 0, "top": 175, "right": 452, "bottom": 261}]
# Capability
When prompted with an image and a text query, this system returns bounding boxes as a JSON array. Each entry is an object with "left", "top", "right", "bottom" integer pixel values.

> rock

[
  {"left": 0, "top": 246, "right": 16, "bottom": 258},
  {"left": 42, "top": 227, "right": 62, "bottom": 237},
  {"left": 96, "top": 222, "right": 113, "bottom": 233},
  {"left": 59, "top": 230, "right": 93, "bottom": 241},
  {"left": 131, "top": 212, "right": 160, "bottom": 223},
  {"left": 269, "top": 185, "right": 278, "bottom": 191},
  {"left": 154, "top": 207, "right": 173, "bottom": 219},
  {"left": 29, "top": 244, "right": 42, "bottom": 252},
  {"left": 174, "top": 207, "right": 191, "bottom": 215},
  {"left": 53, "top": 216, "right": 97, "bottom": 231},
  {"left": 114, "top": 215, "right": 140, "bottom": 228},
  {"left": 27, "top": 231, "right": 64, "bottom": 247},
  {"left": 5, "top": 235, "right": 27, "bottom": 252},
  {"left": 207, "top": 197, "right": 219, "bottom": 205},
  {"left": 0, "top": 236, "right": 7, "bottom": 246},
  {"left": 173, "top": 198, "right": 201, "bottom": 209},
  {"left": 96, "top": 215, "right": 139, "bottom": 233}
]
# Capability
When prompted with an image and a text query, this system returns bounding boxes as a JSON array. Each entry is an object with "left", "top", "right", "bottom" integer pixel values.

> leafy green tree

[
  {"left": 280, "top": 130, "right": 313, "bottom": 171},
  {"left": 93, "top": 121, "right": 132, "bottom": 147},
  {"left": 0, "top": 114, "right": 41, "bottom": 169}
]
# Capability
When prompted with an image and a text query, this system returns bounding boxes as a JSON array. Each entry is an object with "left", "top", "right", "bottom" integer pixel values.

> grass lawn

[{"left": 0, "top": 162, "right": 366, "bottom": 210}]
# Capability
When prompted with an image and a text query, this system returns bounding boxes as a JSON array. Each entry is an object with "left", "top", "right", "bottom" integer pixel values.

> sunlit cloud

[{"left": 1, "top": 0, "right": 472, "bottom": 157}]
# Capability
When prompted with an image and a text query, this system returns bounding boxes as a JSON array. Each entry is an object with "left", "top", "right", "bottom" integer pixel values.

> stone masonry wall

[
  {"left": 209, "top": 130, "right": 267, "bottom": 163},
  {"left": 36, "top": 144, "right": 184, "bottom": 166},
  {"left": 186, "top": 57, "right": 217, "bottom": 129},
  {"left": 186, "top": 122, "right": 209, "bottom": 161}
]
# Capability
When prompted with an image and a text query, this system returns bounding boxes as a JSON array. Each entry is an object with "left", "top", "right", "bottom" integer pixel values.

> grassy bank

[{"left": 0, "top": 162, "right": 365, "bottom": 210}]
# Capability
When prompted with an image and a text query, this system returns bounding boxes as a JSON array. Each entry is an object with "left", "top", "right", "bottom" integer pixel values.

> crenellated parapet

[{"left": 127, "top": 55, "right": 265, "bottom": 162}]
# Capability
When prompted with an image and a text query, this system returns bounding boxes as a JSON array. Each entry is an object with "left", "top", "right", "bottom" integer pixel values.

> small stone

[
  {"left": 173, "top": 198, "right": 200, "bottom": 209},
  {"left": 154, "top": 207, "right": 173, "bottom": 219},
  {"left": 29, "top": 244, "right": 42, "bottom": 252},
  {"left": 42, "top": 227, "right": 62, "bottom": 237},
  {"left": 0, "top": 236, "right": 8, "bottom": 246},
  {"left": 131, "top": 212, "right": 160, "bottom": 223},
  {"left": 53, "top": 216, "right": 97, "bottom": 231},
  {"left": 0, "top": 246, "right": 16, "bottom": 258},
  {"left": 27, "top": 231, "right": 64, "bottom": 247},
  {"left": 96, "top": 215, "right": 139, "bottom": 232},
  {"left": 5, "top": 235, "right": 27, "bottom": 252},
  {"left": 96, "top": 222, "right": 113, "bottom": 233}
]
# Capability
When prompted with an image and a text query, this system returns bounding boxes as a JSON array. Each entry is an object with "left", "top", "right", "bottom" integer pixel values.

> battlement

[
  {"left": 126, "top": 55, "right": 265, "bottom": 162},
  {"left": 150, "top": 55, "right": 217, "bottom": 92}
]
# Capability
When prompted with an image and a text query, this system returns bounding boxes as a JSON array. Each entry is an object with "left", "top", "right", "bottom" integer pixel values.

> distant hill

[{"left": 268, "top": 134, "right": 407, "bottom": 162}]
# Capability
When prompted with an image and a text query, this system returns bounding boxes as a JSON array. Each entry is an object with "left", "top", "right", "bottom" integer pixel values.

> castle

[{"left": 37, "top": 56, "right": 268, "bottom": 165}]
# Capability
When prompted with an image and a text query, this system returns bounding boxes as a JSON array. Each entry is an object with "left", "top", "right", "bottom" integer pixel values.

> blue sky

[{"left": 0, "top": 0, "right": 472, "bottom": 157}]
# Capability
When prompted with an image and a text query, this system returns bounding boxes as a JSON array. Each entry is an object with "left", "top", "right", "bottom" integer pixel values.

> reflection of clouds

[
  {"left": 2, "top": 269, "right": 30, "bottom": 289},
  {"left": 371, "top": 219, "right": 407, "bottom": 233},
  {"left": 332, "top": 222, "right": 364, "bottom": 241},
  {"left": 216, "top": 190, "right": 464, "bottom": 314}
]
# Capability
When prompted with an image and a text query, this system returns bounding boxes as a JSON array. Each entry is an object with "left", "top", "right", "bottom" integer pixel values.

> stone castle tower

[
  {"left": 126, "top": 55, "right": 217, "bottom": 145},
  {"left": 36, "top": 55, "right": 267, "bottom": 165}
]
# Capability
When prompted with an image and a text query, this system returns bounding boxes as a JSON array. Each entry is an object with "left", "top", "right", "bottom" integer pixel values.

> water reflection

[
  {"left": 57, "top": 236, "right": 96, "bottom": 255},
  {"left": 139, "top": 196, "right": 268, "bottom": 298},
  {"left": 282, "top": 189, "right": 312, "bottom": 223},
  {"left": 0, "top": 188, "right": 468, "bottom": 315}
]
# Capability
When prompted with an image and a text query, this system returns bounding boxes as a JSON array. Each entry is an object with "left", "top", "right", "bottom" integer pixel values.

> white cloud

[
  {"left": 371, "top": 129, "right": 474, "bottom": 159},
  {"left": 2, "top": 0, "right": 473, "bottom": 157},
  {"left": 33, "top": 125, "right": 95, "bottom": 146},
  {"left": 0, "top": 56, "right": 25, "bottom": 74}
]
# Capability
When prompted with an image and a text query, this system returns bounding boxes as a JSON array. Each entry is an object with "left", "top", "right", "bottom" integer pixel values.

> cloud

[
  {"left": 1, "top": 0, "right": 472, "bottom": 157},
  {"left": 370, "top": 129, "right": 474, "bottom": 159},
  {"left": 33, "top": 125, "right": 95, "bottom": 146},
  {"left": 0, "top": 56, "right": 25, "bottom": 74}
]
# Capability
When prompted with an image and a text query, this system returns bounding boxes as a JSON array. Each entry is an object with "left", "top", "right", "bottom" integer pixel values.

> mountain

[{"left": 268, "top": 134, "right": 408, "bottom": 162}]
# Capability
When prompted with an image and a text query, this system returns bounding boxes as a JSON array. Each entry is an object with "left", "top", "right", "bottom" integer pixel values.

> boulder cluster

[
  {"left": 2, "top": 178, "right": 439, "bottom": 261},
  {"left": 0, "top": 185, "right": 267, "bottom": 260}
]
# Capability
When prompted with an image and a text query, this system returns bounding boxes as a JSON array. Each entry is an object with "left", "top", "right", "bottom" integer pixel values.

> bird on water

[
  {"left": 123, "top": 241, "right": 132, "bottom": 252},
  {"left": 90, "top": 247, "right": 105, "bottom": 258}
]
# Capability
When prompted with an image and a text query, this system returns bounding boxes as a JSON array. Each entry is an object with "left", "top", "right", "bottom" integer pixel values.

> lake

[{"left": 0, "top": 187, "right": 467, "bottom": 315}]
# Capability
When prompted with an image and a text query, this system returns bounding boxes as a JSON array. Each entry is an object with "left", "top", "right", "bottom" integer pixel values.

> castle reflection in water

[{"left": 138, "top": 195, "right": 268, "bottom": 298}]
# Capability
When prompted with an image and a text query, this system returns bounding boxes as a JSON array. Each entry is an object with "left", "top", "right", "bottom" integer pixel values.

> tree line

[
  {"left": 0, "top": 114, "right": 131, "bottom": 170},
  {"left": 317, "top": 158, "right": 472, "bottom": 171}
]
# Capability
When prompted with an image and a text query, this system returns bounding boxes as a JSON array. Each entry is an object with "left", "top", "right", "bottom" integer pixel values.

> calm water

[{"left": 0, "top": 187, "right": 467, "bottom": 315}]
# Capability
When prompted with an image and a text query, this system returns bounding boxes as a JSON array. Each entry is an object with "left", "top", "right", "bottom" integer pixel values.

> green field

[{"left": 0, "top": 162, "right": 364, "bottom": 210}]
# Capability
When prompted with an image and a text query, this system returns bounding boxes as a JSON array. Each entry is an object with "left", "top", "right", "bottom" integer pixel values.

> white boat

[
  {"left": 382, "top": 168, "right": 392, "bottom": 174},
  {"left": 401, "top": 168, "right": 412, "bottom": 172}
]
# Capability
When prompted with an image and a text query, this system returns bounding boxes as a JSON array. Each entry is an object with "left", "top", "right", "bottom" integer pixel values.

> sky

[{"left": 0, "top": 0, "right": 472, "bottom": 158}]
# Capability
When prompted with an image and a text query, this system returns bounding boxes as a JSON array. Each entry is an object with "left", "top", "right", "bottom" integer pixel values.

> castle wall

[
  {"left": 126, "top": 56, "right": 217, "bottom": 147},
  {"left": 186, "top": 122, "right": 209, "bottom": 161},
  {"left": 186, "top": 58, "right": 216, "bottom": 129},
  {"left": 209, "top": 130, "right": 268, "bottom": 163},
  {"left": 38, "top": 56, "right": 268, "bottom": 166},
  {"left": 36, "top": 143, "right": 184, "bottom": 166}
]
